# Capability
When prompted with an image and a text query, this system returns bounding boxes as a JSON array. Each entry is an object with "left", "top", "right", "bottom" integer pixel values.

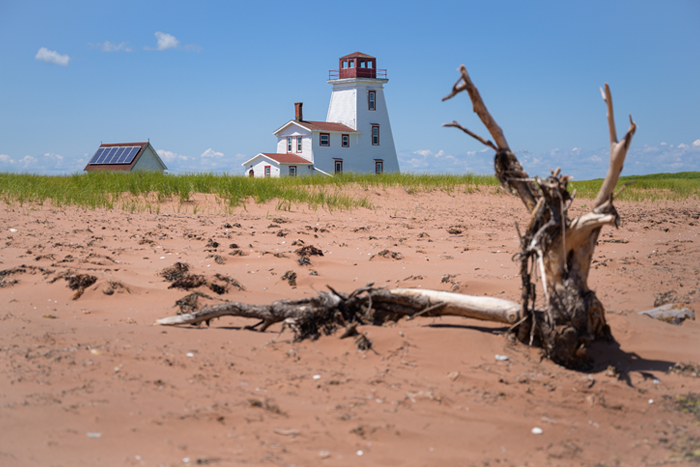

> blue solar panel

[
  {"left": 118, "top": 147, "right": 137, "bottom": 164},
  {"left": 89, "top": 146, "right": 142, "bottom": 165},
  {"left": 94, "top": 147, "right": 110, "bottom": 164},
  {"left": 118, "top": 147, "right": 136, "bottom": 164},
  {"left": 88, "top": 148, "right": 106, "bottom": 164},
  {"left": 110, "top": 147, "right": 126, "bottom": 163}
]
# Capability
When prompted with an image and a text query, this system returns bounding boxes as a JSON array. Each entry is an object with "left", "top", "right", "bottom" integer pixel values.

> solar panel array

[{"left": 88, "top": 146, "right": 142, "bottom": 165}]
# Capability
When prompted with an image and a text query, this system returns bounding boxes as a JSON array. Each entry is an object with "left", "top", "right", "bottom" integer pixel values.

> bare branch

[
  {"left": 593, "top": 84, "right": 637, "bottom": 208},
  {"left": 452, "top": 66, "right": 510, "bottom": 151},
  {"left": 443, "top": 121, "right": 497, "bottom": 151}
]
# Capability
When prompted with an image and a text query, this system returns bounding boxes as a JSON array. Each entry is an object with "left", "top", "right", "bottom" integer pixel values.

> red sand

[{"left": 1, "top": 188, "right": 699, "bottom": 466}]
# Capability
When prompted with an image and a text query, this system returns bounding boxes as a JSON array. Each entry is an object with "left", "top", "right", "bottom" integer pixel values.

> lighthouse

[
  {"left": 326, "top": 52, "right": 400, "bottom": 174},
  {"left": 243, "top": 52, "right": 400, "bottom": 177}
]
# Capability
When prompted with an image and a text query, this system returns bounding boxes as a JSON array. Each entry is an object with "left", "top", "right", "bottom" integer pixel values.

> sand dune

[{"left": 1, "top": 187, "right": 699, "bottom": 466}]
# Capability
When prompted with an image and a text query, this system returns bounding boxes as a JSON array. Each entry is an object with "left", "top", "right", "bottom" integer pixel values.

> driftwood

[
  {"left": 156, "top": 286, "right": 521, "bottom": 338},
  {"left": 157, "top": 66, "right": 635, "bottom": 369}
]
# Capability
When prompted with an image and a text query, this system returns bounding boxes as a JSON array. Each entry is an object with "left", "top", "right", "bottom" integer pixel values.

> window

[
  {"left": 368, "top": 91, "right": 376, "bottom": 111},
  {"left": 287, "top": 137, "right": 292, "bottom": 152},
  {"left": 342, "top": 134, "right": 349, "bottom": 148},
  {"left": 375, "top": 161, "right": 383, "bottom": 174},
  {"left": 289, "top": 166, "right": 296, "bottom": 177},
  {"left": 359, "top": 60, "right": 365, "bottom": 68},
  {"left": 320, "top": 133, "right": 330, "bottom": 146},
  {"left": 334, "top": 160, "right": 343, "bottom": 174},
  {"left": 342, "top": 60, "right": 347, "bottom": 69},
  {"left": 264, "top": 166, "right": 271, "bottom": 177},
  {"left": 349, "top": 60, "right": 354, "bottom": 68},
  {"left": 296, "top": 136, "right": 302, "bottom": 152},
  {"left": 372, "top": 125, "right": 380, "bottom": 145}
]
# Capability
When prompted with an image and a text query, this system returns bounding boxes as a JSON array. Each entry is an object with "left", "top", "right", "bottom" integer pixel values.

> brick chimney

[{"left": 294, "top": 102, "right": 303, "bottom": 122}]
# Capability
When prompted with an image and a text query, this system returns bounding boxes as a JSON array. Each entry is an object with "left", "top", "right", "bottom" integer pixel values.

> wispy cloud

[
  {"left": 35, "top": 47, "right": 70, "bottom": 66},
  {"left": 156, "top": 148, "right": 247, "bottom": 173},
  {"left": 89, "top": 41, "right": 132, "bottom": 52},
  {"left": 200, "top": 148, "right": 223, "bottom": 158},
  {"left": 399, "top": 139, "right": 700, "bottom": 179},
  {"left": 144, "top": 32, "right": 201, "bottom": 52},
  {"left": 157, "top": 149, "right": 189, "bottom": 163},
  {"left": 0, "top": 152, "right": 76, "bottom": 174}
]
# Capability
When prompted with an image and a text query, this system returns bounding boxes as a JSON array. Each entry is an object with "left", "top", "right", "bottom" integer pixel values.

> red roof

[
  {"left": 260, "top": 153, "right": 313, "bottom": 164},
  {"left": 83, "top": 142, "right": 148, "bottom": 172},
  {"left": 297, "top": 121, "right": 359, "bottom": 133},
  {"left": 340, "top": 52, "right": 375, "bottom": 60}
]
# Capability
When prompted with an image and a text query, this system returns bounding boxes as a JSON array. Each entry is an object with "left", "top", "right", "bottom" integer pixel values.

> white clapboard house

[
  {"left": 83, "top": 142, "right": 167, "bottom": 172},
  {"left": 243, "top": 52, "right": 400, "bottom": 177}
]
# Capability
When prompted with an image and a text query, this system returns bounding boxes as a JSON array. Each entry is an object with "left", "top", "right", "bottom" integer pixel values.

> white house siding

[
  {"left": 132, "top": 145, "right": 167, "bottom": 172},
  {"left": 247, "top": 159, "right": 280, "bottom": 178},
  {"left": 275, "top": 127, "right": 314, "bottom": 163}
]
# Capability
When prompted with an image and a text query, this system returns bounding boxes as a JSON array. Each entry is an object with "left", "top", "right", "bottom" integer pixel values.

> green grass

[
  {"left": 0, "top": 171, "right": 497, "bottom": 212},
  {"left": 570, "top": 171, "right": 700, "bottom": 201},
  {"left": 0, "top": 170, "right": 696, "bottom": 213}
]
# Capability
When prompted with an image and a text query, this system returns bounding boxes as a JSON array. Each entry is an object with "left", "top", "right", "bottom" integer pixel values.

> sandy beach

[{"left": 1, "top": 187, "right": 699, "bottom": 466}]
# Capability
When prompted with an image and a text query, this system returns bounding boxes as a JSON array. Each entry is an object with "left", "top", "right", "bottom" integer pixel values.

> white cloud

[
  {"left": 157, "top": 149, "right": 189, "bottom": 162},
  {"left": 155, "top": 32, "right": 179, "bottom": 51},
  {"left": 19, "top": 155, "right": 36, "bottom": 167},
  {"left": 200, "top": 148, "right": 224, "bottom": 158},
  {"left": 677, "top": 143, "right": 688, "bottom": 149},
  {"left": 661, "top": 142, "right": 667, "bottom": 146},
  {"left": 35, "top": 47, "right": 70, "bottom": 66},
  {"left": 590, "top": 155, "right": 602, "bottom": 162},
  {"left": 0, "top": 154, "right": 15, "bottom": 164},
  {"left": 693, "top": 139, "right": 700, "bottom": 147},
  {"left": 43, "top": 152, "right": 64, "bottom": 162}
]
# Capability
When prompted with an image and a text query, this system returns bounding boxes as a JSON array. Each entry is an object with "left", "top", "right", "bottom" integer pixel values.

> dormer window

[{"left": 368, "top": 91, "right": 376, "bottom": 111}]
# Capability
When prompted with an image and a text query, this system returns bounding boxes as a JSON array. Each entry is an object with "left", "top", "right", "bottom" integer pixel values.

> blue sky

[{"left": 1, "top": 0, "right": 699, "bottom": 180}]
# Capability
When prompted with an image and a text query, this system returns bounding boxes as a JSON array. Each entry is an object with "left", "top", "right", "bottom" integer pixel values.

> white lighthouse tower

[{"left": 326, "top": 52, "right": 400, "bottom": 174}]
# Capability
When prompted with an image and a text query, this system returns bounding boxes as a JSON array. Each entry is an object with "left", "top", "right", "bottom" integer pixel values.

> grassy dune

[{"left": 0, "top": 171, "right": 697, "bottom": 212}]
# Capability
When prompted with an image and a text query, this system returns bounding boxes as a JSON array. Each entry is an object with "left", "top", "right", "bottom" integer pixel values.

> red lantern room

[{"left": 330, "top": 52, "right": 387, "bottom": 80}]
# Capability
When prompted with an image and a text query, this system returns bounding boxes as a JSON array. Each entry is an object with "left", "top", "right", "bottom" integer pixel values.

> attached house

[
  {"left": 243, "top": 52, "right": 400, "bottom": 177},
  {"left": 83, "top": 142, "right": 167, "bottom": 172}
]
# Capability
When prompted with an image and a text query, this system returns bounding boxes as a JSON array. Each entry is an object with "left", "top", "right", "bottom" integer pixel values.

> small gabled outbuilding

[{"left": 83, "top": 142, "right": 167, "bottom": 172}]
